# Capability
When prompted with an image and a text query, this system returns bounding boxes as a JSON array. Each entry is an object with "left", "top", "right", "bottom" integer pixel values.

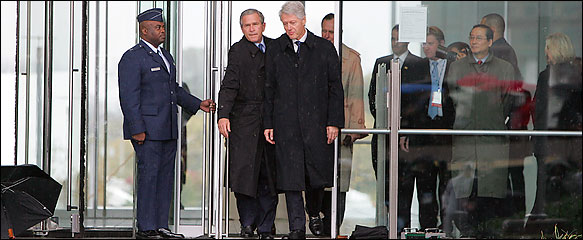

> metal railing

[{"left": 332, "top": 127, "right": 581, "bottom": 238}]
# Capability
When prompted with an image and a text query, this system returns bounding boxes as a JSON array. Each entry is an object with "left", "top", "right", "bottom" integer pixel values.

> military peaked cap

[{"left": 137, "top": 8, "right": 164, "bottom": 23}]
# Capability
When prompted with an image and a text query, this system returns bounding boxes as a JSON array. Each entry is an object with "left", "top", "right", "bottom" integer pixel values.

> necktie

[
  {"left": 295, "top": 41, "right": 301, "bottom": 57},
  {"left": 157, "top": 50, "right": 170, "bottom": 71},
  {"left": 428, "top": 61, "right": 439, "bottom": 119},
  {"left": 477, "top": 60, "right": 483, "bottom": 65},
  {"left": 258, "top": 43, "right": 265, "bottom": 53}
]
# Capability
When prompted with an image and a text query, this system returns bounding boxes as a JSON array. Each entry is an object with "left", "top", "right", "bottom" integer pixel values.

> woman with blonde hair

[
  {"left": 544, "top": 32, "right": 576, "bottom": 65},
  {"left": 530, "top": 32, "right": 582, "bottom": 232}
]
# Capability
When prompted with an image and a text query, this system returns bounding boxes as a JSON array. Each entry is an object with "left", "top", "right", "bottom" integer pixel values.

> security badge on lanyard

[
  {"left": 431, "top": 61, "right": 446, "bottom": 108},
  {"left": 431, "top": 89, "right": 442, "bottom": 107}
]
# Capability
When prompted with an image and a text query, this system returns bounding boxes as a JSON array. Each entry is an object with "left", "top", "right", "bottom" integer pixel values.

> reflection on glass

[
  {"left": 345, "top": 1, "right": 581, "bottom": 239},
  {"left": 531, "top": 32, "right": 582, "bottom": 234},
  {"left": 179, "top": 1, "right": 205, "bottom": 225}
]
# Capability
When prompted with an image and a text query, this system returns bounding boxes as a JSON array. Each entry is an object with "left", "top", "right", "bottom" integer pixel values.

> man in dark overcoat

[
  {"left": 263, "top": 1, "right": 344, "bottom": 239},
  {"left": 118, "top": 8, "right": 215, "bottom": 239},
  {"left": 217, "top": 9, "right": 278, "bottom": 240}
]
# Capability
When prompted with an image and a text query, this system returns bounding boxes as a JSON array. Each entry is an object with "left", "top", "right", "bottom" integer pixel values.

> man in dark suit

[
  {"left": 263, "top": 1, "right": 344, "bottom": 239},
  {"left": 118, "top": 8, "right": 215, "bottom": 239},
  {"left": 218, "top": 9, "right": 278, "bottom": 240},
  {"left": 415, "top": 26, "right": 455, "bottom": 230},
  {"left": 368, "top": 24, "right": 429, "bottom": 233}
]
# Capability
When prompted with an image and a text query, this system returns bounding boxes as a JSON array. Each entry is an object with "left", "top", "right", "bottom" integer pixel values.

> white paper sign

[{"left": 398, "top": 6, "right": 427, "bottom": 43}]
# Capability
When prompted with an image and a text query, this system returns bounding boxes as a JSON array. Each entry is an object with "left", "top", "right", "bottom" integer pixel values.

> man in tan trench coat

[{"left": 304, "top": 13, "right": 367, "bottom": 237}]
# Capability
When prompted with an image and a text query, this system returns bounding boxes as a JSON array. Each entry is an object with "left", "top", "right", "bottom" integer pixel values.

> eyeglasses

[{"left": 469, "top": 36, "right": 487, "bottom": 41}]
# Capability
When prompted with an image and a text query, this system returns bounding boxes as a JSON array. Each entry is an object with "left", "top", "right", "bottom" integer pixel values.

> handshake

[{"left": 200, "top": 99, "right": 216, "bottom": 113}]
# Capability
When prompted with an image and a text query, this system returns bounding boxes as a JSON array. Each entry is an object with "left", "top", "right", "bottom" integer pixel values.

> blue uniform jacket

[{"left": 118, "top": 40, "right": 202, "bottom": 140}]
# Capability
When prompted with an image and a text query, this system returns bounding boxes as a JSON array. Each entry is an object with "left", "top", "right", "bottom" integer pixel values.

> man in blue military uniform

[{"left": 118, "top": 8, "right": 215, "bottom": 239}]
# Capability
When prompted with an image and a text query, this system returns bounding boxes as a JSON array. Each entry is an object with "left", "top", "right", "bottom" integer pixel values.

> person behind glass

[
  {"left": 414, "top": 26, "right": 455, "bottom": 231},
  {"left": 368, "top": 24, "right": 429, "bottom": 233},
  {"left": 263, "top": 1, "right": 344, "bottom": 239},
  {"left": 118, "top": 8, "right": 215, "bottom": 239},
  {"left": 445, "top": 24, "right": 515, "bottom": 238},
  {"left": 446, "top": 42, "right": 470, "bottom": 62},
  {"left": 530, "top": 33, "right": 582, "bottom": 225},
  {"left": 481, "top": 13, "right": 531, "bottom": 215},
  {"left": 480, "top": 13, "right": 522, "bottom": 80},
  {"left": 304, "top": 13, "right": 367, "bottom": 237},
  {"left": 217, "top": 9, "right": 278, "bottom": 240}
]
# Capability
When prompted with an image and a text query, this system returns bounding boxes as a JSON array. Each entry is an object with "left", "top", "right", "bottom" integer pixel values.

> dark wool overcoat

[
  {"left": 218, "top": 36, "right": 276, "bottom": 197},
  {"left": 264, "top": 30, "right": 344, "bottom": 191}
]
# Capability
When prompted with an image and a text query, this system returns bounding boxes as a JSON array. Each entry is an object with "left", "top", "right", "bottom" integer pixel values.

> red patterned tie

[{"left": 477, "top": 60, "right": 483, "bottom": 65}]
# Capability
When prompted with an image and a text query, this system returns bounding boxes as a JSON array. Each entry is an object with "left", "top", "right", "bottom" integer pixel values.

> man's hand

[
  {"left": 200, "top": 99, "right": 216, "bottom": 113},
  {"left": 132, "top": 132, "right": 146, "bottom": 145},
  {"left": 456, "top": 52, "right": 467, "bottom": 61},
  {"left": 218, "top": 118, "right": 231, "bottom": 138},
  {"left": 342, "top": 135, "right": 352, "bottom": 146},
  {"left": 264, "top": 129, "right": 275, "bottom": 144},
  {"left": 399, "top": 136, "right": 409, "bottom": 152},
  {"left": 326, "top": 126, "right": 339, "bottom": 144}
]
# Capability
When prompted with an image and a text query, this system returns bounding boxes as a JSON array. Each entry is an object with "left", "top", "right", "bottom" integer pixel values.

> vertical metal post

[
  {"left": 92, "top": 1, "right": 100, "bottom": 219},
  {"left": 208, "top": 2, "right": 220, "bottom": 238},
  {"left": 25, "top": 1, "right": 31, "bottom": 164},
  {"left": 331, "top": 137, "right": 339, "bottom": 238},
  {"left": 375, "top": 63, "right": 387, "bottom": 226},
  {"left": 15, "top": 1, "right": 21, "bottom": 166},
  {"left": 224, "top": 138, "right": 229, "bottom": 238},
  {"left": 103, "top": 0, "right": 109, "bottom": 218},
  {"left": 202, "top": 0, "right": 210, "bottom": 236},
  {"left": 43, "top": 1, "right": 53, "bottom": 175},
  {"left": 174, "top": 0, "right": 183, "bottom": 234},
  {"left": 67, "top": 0, "right": 75, "bottom": 212},
  {"left": 388, "top": 59, "right": 401, "bottom": 239},
  {"left": 331, "top": 2, "right": 341, "bottom": 237},
  {"left": 223, "top": 2, "right": 231, "bottom": 237}
]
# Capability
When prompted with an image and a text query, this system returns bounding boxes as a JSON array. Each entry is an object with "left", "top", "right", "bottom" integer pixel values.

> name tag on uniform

[
  {"left": 431, "top": 89, "right": 442, "bottom": 107},
  {"left": 151, "top": 67, "right": 161, "bottom": 72}
]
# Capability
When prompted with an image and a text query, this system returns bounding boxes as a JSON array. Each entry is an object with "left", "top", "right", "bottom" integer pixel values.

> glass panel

[
  {"left": 344, "top": 1, "right": 582, "bottom": 238},
  {"left": 15, "top": 1, "right": 28, "bottom": 166},
  {"left": 86, "top": 1, "right": 139, "bottom": 228},
  {"left": 341, "top": 1, "right": 392, "bottom": 236},
  {"left": 1, "top": 1, "right": 17, "bottom": 166},
  {"left": 82, "top": 1, "right": 138, "bottom": 228},
  {"left": 16, "top": 1, "right": 46, "bottom": 167},
  {"left": 179, "top": 0, "right": 206, "bottom": 226},
  {"left": 103, "top": 1, "right": 138, "bottom": 214},
  {"left": 50, "top": 1, "right": 84, "bottom": 227},
  {"left": 15, "top": 1, "right": 46, "bottom": 166}
]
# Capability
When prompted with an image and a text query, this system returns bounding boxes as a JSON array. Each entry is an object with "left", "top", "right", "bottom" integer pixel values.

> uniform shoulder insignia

[{"left": 129, "top": 44, "right": 142, "bottom": 51}]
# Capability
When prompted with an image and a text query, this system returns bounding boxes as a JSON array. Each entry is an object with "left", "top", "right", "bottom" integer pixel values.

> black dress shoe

[
  {"left": 157, "top": 228, "right": 185, "bottom": 239},
  {"left": 283, "top": 229, "right": 305, "bottom": 239},
  {"left": 240, "top": 225, "right": 255, "bottom": 238},
  {"left": 308, "top": 216, "right": 324, "bottom": 236},
  {"left": 259, "top": 232, "right": 275, "bottom": 239},
  {"left": 136, "top": 230, "right": 163, "bottom": 239}
]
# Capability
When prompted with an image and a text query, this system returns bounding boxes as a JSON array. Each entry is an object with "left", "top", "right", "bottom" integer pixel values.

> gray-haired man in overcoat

[{"left": 263, "top": 1, "right": 344, "bottom": 239}]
